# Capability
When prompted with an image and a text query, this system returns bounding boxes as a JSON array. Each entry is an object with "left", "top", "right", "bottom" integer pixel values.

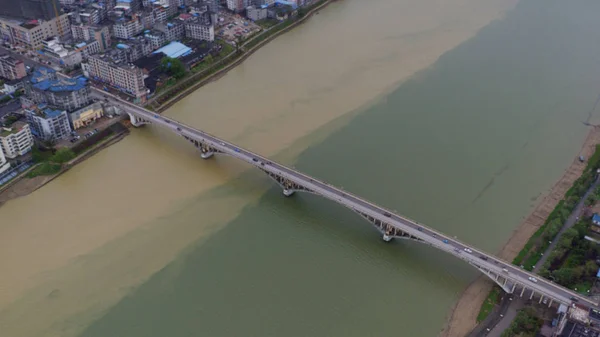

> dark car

[
  {"left": 570, "top": 296, "right": 579, "bottom": 302},
  {"left": 177, "top": 127, "right": 182, "bottom": 131},
  {"left": 479, "top": 256, "right": 488, "bottom": 261},
  {"left": 383, "top": 212, "right": 391, "bottom": 217}
]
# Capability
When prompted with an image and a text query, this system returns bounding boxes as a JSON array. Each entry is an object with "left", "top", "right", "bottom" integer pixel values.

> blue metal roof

[
  {"left": 116, "top": 43, "right": 130, "bottom": 49},
  {"left": 32, "top": 77, "right": 88, "bottom": 93},
  {"left": 153, "top": 41, "right": 192, "bottom": 58},
  {"left": 596, "top": 267, "right": 600, "bottom": 278},
  {"left": 593, "top": 214, "right": 600, "bottom": 223},
  {"left": 30, "top": 67, "right": 56, "bottom": 84}
]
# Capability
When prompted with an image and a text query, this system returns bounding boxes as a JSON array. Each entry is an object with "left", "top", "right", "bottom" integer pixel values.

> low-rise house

[{"left": 69, "top": 102, "right": 104, "bottom": 130}]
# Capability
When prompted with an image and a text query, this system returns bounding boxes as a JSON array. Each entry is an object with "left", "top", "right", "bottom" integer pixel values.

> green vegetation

[
  {"left": 27, "top": 162, "right": 62, "bottom": 177},
  {"left": 513, "top": 144, "right": 600, "bottom": 270},
  {"left": 501, "top": 308, "right": 543, "bottom": 337},
  {"left": 161, "top": 57, "right": 186, "bottom": 80},
  {"left": 477, "top": 286, "right": 501, "bottom": 322},
  {"left": 255, "top": 19, "right": 279, "bottom": 29},
  {"left": 537, "top": 213, "right": 600, "bottom": 292},
  {"left": 28, "top": 147, "right": 76, "bottom": 178}
]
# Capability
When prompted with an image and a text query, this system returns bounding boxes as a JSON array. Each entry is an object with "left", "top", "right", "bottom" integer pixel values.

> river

[{"left": 2, "top": 0, "right": 600, "bottom": 336}]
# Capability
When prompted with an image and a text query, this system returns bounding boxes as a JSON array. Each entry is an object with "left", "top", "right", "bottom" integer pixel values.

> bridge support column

[
  {"left": 128, "top": 113, "right": 150, "bottom": 127},
  {"left": 283, "top": 188, "right": 295, "bottom": 197},
  {"left": 199, "top": 144, "right": 215, "bottom": 159}
]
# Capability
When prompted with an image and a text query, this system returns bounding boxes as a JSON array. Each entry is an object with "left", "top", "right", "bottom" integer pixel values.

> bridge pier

[
  {"left": 128, "top": 113, "right": 150, "bottom": 127},
  {"left": 200, "top": 150, "right": 214, "bottom": 159},
  {"left": 283, "top": 189, "right": 295, "bottom": 197}
]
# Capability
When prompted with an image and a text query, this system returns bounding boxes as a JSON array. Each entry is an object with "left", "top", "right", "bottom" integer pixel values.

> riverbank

[
  {"left": 0, "top": 124, "right": 129, "bottom": 208},
  {"left": 441, "top": 126, "right": 600, "bottom": 337},
  {"left": 150, "top": 0, "right": 335, "bottom": 113}
]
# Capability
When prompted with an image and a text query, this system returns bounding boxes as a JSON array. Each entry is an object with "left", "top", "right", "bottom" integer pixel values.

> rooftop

[
  {"left": 0, "top": 121, "right": 27, "bottom": 137},
  {"left": 153, "top": 41, "right": 192, "bottom": 59},
  {"left": 32, "top": 77, "right": 88, "bottom": 93},
  {"left": 30, "top": 67, "right": 57, "bottom": 84}
]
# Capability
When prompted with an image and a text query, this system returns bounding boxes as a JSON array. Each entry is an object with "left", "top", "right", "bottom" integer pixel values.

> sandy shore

[
  {"left": 0, "top": 128, "right": 129, "bottom": 208},
  {"left": 441, "top": 126, "right": 600, "bottom": 337}
]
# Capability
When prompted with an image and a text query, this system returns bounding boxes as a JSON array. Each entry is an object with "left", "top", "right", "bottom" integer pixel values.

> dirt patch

[{"left": 441, "top": 126, "right": 600, "bottom": 337}]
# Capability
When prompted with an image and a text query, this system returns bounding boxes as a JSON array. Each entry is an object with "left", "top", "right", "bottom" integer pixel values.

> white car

[
  {"left": 464, "top": 248, "right": 473, "bottom": 253},
  {"left": 528, "top": 276, "right": 538, "bottom": 283}
]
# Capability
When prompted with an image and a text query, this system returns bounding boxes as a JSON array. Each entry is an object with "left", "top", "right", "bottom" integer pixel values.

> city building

[
  {"left": 0, "top": 0, "right": 61, "bottom": 21},
  {"left": 154, "top": 21, "right": 184, "bottom": 41},
  {"left": 253, "top": 0, "right": 275, "bottom": 6},
  {"left": 0, "top": 54, "right": 26, "bottom": 80},
  {"left": 0, "top": 14, "right": 71, "bottom": 49},
  {"left": 74, "top": 40, "right": 101, "bottom": 58},
  {"left": 25, "top": 104, "right": 72, "bottom": 141},
  {"left": 42, "top": 37, "right": 83, "bottom": 68},
  {"left": 85, "top": 53, "right": 147, "bottom": 103},
  {"left": 69, "top": 102, "right": 104, "bottom": 130},
  {"left": 115, "top": 36, "right": 154, "bottom": 62},
  {"left": 112, "top": 14, "right": 144, "bottom": 39},
  {"left": 144, "top": 31, "right": 166, "bottom": 49},
  {"left": 246, "top": 6, "right": 267, "bottom": 21},
  {"left": 0, "top": 140, "right": 9, "bottom": 175},
  {"left": 69, "top": 8, "right": 101, "bottom": 25},
  {"left": 227, "top": 0, "right": 249, "bottom": 12},
  {"left": 184, "top": 15, "right": 214, "bottom": 41},
  {"left": 3, "top": 78, "right": 24, "bottom": 94},
  {"left": 26, "top": 67, "right": 91, "bottom": 111},
  {"left": 0, "top": 121, "right": 34, "bottom": 158},
  {"left": 71, "top": 24, "right": 111, "bottom": 51}
]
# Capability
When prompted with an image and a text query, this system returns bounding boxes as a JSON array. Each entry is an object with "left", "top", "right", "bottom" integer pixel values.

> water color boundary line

[
  {"left": 440, "top": 126, "right": 600, "bottom": 337},
  {"left": 153, "top": 0, "right": 337, "bottom": 113}
]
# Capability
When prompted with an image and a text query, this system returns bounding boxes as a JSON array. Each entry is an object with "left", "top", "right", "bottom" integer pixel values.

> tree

[
  {"left": 204, "top": 54, "right": 214, "bottom": 64},
  {"left": 161, "top": 57, "right": 186, "bottom": 80}
]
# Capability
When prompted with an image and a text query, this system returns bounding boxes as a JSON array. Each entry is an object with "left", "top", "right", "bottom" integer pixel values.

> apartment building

[
  {"left": 0, "top": 54, "right": 26, "bottom": 80},
  {"left": 71, "top": 24, "right": 111, "bottom": 51},
  {"left": 154, "top": 21, "right": 184, "bottom": 41},
  {"left": 246, "top": 6, "right": 267, "bottom": 21},
  {"left": 112, "top": 15, "right": 143, "bottom": 39},
  {"left": 0, "top": 140, "right": 9, "bottom": 175},
  {"left": 227, "top": 0, "right": 249, "bottom": 12},
  {"left": 184, "top": 14, "right": 214, "bottom": 41},
  {"left": 85, "top": 53, "right": 147, "bottom": 103},
  {"left": 26, "top": 68, "right": 91, "bottom": 111},
  {"left": 25, "top": 104, "right": 72, "bottom": 141},
  {"left": 0, "top": 14, "right": 71, "bottom": 49},
  {"left": 0, "top": 121, "right": 34, "bottom": 158}
]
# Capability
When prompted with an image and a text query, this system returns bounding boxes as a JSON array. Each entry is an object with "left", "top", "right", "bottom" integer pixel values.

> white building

[
  {"left": 85, "top": 54, "right": 147, "bottom": 103},
  {"left": 0, "top": 121, "right": 34, "bottom": 159},
  {"left": 25, "top": 105, "right": 72, "bottom": 142},
  {"left": 246, "top": 6, "right": 267, "bottom": 21},
  {"left": 112, "top": 16, "right": 144, "bottom": 39},
  {"left": 42, "top": 37, "right": 83, "bottom": 68},
  {"left": 184, "top": 21, "right": 214, "bottom": 41},
  {"left": 0, "top": 141, "right": 10, "bottom": 175}
]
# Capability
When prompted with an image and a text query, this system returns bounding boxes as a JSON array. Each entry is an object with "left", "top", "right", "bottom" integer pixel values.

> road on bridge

[{"left": 90, "top": 88, "right": 598, "bottom": 312}]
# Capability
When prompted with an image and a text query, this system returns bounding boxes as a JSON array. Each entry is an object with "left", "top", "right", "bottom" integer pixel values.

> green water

[{"left": 78, "top": 1, "right": 600, "bottom": 336}]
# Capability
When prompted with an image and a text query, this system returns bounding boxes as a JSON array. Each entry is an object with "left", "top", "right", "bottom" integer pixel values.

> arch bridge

[{"left": 96, "top": 90, "right": 597, "bottom": 310}]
